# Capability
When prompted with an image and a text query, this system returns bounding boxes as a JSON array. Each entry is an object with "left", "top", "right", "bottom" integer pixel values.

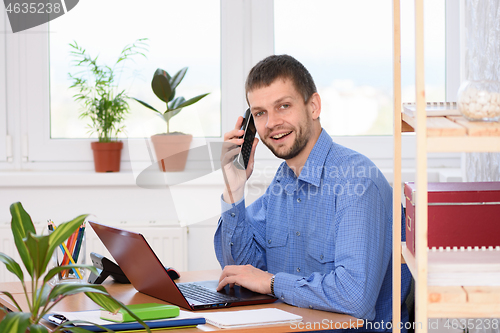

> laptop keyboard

[{"left": 178, "top": 283, "right": 240, "bottom": 304}]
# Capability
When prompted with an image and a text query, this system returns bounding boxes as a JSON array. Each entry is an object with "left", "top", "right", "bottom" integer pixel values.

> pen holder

[{"left": 51, "top": 227, "right": 88, "bottom": 284}]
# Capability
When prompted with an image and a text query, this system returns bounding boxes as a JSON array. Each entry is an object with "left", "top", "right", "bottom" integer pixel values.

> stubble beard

[{"left": 262, "top": 119, "right": 312, "bottom": 160}]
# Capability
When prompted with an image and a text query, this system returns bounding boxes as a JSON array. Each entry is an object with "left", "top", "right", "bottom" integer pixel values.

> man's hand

[
  {"left": 217, "top": 264, "right": 273, "bottom": 294},
  {"left": 221, "top": 116, "right": 259, "bottom": 204}
]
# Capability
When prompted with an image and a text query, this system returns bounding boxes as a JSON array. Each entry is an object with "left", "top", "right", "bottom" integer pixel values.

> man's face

[{"left": 247, "top": 78, "right": 314, "bottom": 160}]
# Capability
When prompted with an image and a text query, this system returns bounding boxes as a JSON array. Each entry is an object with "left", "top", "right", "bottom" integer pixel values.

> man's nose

[{"left": 266, "top": 111, "right": 283, "bottom": 128}]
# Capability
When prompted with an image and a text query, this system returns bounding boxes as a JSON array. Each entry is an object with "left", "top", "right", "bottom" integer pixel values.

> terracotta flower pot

[
  {"left": 150, "top": 134, "right": 193, "bottom": 172},
  {"left": 91, "top": 141, "right": 123, "bottom": 172}
]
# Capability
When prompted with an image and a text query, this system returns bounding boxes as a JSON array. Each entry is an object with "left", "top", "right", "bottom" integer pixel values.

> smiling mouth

[{"left": 272, "top": 131, "right": 292, "bottom": 140}]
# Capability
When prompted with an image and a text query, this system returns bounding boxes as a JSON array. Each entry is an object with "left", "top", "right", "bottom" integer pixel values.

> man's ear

[{"left": 308, "top": 92, "right": 321, "bottom": 120}]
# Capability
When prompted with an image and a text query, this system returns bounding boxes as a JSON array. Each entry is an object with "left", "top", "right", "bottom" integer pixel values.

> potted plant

[
  {"left": 68, "top": 39, "right": 148, "bottom": 172},
  {"left": 133, "top": 68, "right": 209, "bottom": 172},
  {"left": 0, "top": 202, "right": 151, "bottom": 333}
]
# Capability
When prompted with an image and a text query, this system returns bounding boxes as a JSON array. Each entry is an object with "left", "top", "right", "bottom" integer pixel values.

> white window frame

[
  {"left": 0, "top": 9, "right": 7, "bottom": 165},
  {"left": 0, "top": 0, "right": 462, "bottom": 171}
]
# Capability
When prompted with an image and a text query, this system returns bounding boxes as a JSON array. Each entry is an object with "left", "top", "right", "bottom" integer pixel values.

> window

[
  {"left": 274, "top": 0, "right": 446, "bottom": 136},
  {"left": 0, "top": 0, "right": 459, "bottom": 170},
  {"left": 49, "top": 0, "right": 221, "bottom": 139}
]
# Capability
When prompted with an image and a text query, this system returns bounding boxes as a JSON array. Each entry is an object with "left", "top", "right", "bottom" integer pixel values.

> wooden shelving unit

[{"left": 392, "top": 1, "right": 500, "bottom": 332}]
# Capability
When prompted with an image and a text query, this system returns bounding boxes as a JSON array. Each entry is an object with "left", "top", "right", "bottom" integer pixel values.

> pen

[{"left": 72, "top": 223, "right": 85, "bottom": 265}]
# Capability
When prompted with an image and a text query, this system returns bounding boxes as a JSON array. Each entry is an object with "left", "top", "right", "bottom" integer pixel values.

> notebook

[
  {"left": 88, "top": 221, "right": 277, "bottom": 311},
  {"left": 43, "top": 309, "right": 205, "bottom": 332}
]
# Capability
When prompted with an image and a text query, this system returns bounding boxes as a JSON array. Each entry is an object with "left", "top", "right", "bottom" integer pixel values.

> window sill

[
  {"left": 0, "top": 170, "right": 226, "bottom": 187},
  {"left": 0, "top": 170, "right": 138, "bottom": 187},
  {"left": 0, "top": 167, "right": 278, "bottom": 188}
]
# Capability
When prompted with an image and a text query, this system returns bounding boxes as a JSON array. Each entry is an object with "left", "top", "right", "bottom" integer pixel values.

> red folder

[{"left": 405, "top": 182, "right": 500, "bottom": 255}]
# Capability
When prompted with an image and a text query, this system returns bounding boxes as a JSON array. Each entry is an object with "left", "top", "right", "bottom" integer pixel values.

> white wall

[{"left": 0, "top": 165, "right": 281, "bottom": 282}]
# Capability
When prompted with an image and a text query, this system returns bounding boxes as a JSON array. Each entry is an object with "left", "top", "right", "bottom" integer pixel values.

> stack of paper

[
  {"left": 403, "top": 102, "right": 459, "bottom": 117},
  {"left": 428, "top": 248, "right": 500, "bottom": 286},
  {"left": 202, "top": 308, "right": 302, "bottom": 329}
]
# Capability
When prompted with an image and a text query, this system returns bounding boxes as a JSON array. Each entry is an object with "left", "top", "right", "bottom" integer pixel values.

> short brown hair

[{"left": 245, "top": 55, "right": 317, "bottom": 103}]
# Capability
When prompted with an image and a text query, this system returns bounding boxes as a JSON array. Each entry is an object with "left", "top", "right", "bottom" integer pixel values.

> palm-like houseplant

[
  {"left": 133, "top": 68, "right": 209, "bottom": 171},
  {"left": 0, "top": 202, "right": 151, "bottom": 333},
  {"left": 68, "top": 39, "right": 148, "bottom": 172}
]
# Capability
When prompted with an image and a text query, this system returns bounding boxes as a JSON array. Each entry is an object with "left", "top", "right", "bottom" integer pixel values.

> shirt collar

[{"left": 275, "top": 129, "right": 332, "bottom": 187}]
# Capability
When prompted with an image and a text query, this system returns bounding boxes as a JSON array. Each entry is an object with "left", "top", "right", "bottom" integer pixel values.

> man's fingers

[
  {"left": 223, "top": 116, "right": 244, "bottom": 141},
  {"left": 223, "top": 129, "right": 244, "bottom": 142},
  {"left": 234, "top": 116, "right": 244, "bottom": 130},
  {"left": 218, "top": 265, "right": 237, "bottom": 283},
  {"left": 217, "top": 276, "right": 237, "bottom": 291}
]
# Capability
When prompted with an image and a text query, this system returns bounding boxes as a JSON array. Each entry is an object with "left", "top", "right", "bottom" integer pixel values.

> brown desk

[{"left": 0, "top": 270, "right": 362, "bottom": 332}]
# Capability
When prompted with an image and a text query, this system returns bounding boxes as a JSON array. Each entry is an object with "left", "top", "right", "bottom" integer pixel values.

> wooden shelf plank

[
  {"left": 402, "top": 112, "right": 500, "bottom": 142},
  {"left": 428, "top": 286, "right": 500, "bottom": 317},
  {"left": 465, "top": 286, "right": 500, "bottom": 304},
  {"left": 428, "top": 286, "right": 467, "bottom": 304},
  {"left": 448, "top": 116, "right": 500, "bottom": 136},
  {"left": 426, "top": 117, "right": 467, "bottom": 137},
  {"left": 401, "top": 112, "right": 466, "bottom": 136}
]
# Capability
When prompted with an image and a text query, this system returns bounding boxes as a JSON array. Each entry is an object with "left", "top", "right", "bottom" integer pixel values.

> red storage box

[{"left": 405, "top": 182, "right": 500, "bottom": 255}]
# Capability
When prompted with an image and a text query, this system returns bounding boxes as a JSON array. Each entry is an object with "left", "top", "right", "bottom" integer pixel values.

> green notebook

[{"left": 100, "top": 303, "right": 179, "bottom": 323}]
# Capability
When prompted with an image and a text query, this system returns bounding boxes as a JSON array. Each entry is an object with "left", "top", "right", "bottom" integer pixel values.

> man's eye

[
  {"left": 255, "top": 111, "right": 265, "bottom": 117},
  {"left": 280, "top": 104, "right": 290, "bottom": 109}
]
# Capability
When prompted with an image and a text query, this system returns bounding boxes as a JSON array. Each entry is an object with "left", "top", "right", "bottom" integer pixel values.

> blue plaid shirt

[{"left": 215, "top": 129, "right": 412, "bottom": 332}]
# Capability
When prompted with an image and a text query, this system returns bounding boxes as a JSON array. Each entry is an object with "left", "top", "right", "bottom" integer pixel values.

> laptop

[{"left": 88, "top": 221, "right": 277, "bottom": 310}]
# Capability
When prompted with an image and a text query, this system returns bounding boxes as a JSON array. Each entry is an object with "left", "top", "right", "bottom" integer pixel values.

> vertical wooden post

[
  {"left": 414, "top": 0, "right": 428, "bottom": 332},
  {"left": 392, "top": 0, "right": 402, "bottom": 332}
]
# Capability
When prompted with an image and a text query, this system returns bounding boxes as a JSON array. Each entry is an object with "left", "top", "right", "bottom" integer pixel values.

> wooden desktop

[{"left": 0, "top": 270, "right": 362, "bottom": 332}]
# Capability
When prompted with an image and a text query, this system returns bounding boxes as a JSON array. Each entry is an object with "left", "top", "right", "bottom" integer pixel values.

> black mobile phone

[{"left": 233, "top": 108, "right": 257, "bottom": 170}]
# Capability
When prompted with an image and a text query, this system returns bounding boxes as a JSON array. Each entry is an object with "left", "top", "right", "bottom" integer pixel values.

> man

[{"left": 215, "top": 55, "right": 412, "bottom": 332}]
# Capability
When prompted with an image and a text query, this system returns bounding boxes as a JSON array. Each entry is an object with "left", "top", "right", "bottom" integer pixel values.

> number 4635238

[
  {"left": 5, "top": 2, "right": 62, "bottom": 14},
  {"left": 444, "top": 318, "right": 499, "bottom": 330}
]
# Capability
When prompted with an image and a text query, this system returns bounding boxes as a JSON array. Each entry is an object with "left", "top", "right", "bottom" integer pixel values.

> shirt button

[
  {"left": 296, "top": 267, "right": 300, "bottom": 272},
  {"left": 230, "top": 213, "right": 235, "bottom": 217},
  {"left": 309, "top": 305, "right": 313, "bottom": 309},
  {"left": 268, "top": 239, "right": 272, "bottom": 244},
  {"left": 297, "top": 198, "right": 301, "bottom": 203},
  {"left": 296, "top": 231, "right": 300, "bottom": 236},
  {"left": 230, "top": 242, "right": 233, "bottom": 246},
  {"left": 320, "top": 255, "right": 324, "bottom": 260}
]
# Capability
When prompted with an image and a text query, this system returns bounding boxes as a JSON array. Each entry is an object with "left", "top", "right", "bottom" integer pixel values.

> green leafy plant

[
  {"left": 0, "top": 202, "right": 151, "bottom": 333},
  {"left": 68, "top": 39, "right": 148, "bottom": 142},
  {"left": 133, "top": 68, "right": 209, "bottom": 134}
]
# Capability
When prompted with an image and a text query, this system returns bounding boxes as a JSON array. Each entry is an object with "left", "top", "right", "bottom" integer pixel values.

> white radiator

[{"left": 0, "top": 222, "right": 187, "bottom": 283}]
